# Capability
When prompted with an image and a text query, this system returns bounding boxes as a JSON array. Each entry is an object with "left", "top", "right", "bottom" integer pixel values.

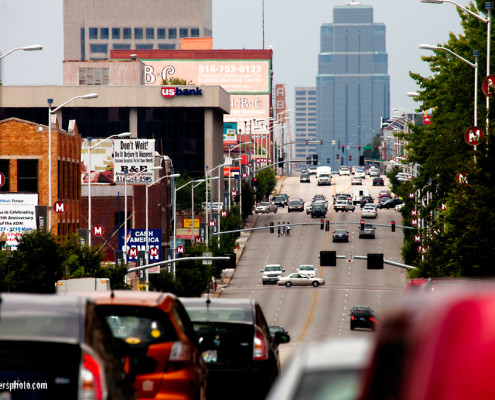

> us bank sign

[{"left": 161, "top": 87, "right": 203, "bottom": 98}]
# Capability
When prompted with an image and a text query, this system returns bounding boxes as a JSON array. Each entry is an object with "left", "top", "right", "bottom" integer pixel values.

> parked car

[
  {"left": 378, "top": 198, "right": 404, "bottom": 209},
  {"left": 334, "top": 199, "right": 355, "bottom": 212},
  {"left": 261, "top": 264, "right": 285, "bottom": 285},
  {"left": 359, "top": 223, "right": 376, "bottom": 239},
  {"left": 0, "top": 293, "right": 136, "bottom": 400},
  {"left": 311, "top": 203, "right": 327, "bottom": 218},
  {"left": 89, "top": 291, "right": 207, "bottom": 400},
  {"left": 255, "top": 201, "right": 278, "bottom": 213},
  {"left": 266, "top": 336, "right": 373, "bottom": 400},
  {"left": 350, "top": 305, "right": 377, "bottom": 330},
  {"left": 332, "top": 228, "right": 349, "bottom": 242},
  {"left": 272, "top": 194, "right": 289, "bottom": 207},
  {"left": 362, "top": 204, "right": 378, "bottom": 219},
  {"left": 372, "top": 176, "right": 385, "bottom": 186},
  {"left": 288, "top": 199, "right": 304, "bottom": 212},
  {"left": 181, "top": 298, "right": 290, "bottom": 400},
  {"left": 299, "top": 172, "right": 310, "bottom": 183},
  {"left": 277, "top": 273, "right": 325, "bottom": 288},
  {"left": 297, "top": 265, "right": 316, "bottom": 278}
]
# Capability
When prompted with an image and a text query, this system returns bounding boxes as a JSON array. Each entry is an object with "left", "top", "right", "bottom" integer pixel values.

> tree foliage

[
  {"left": 254, "top": 168, "right": 277, "bottom": 202},
  {"left": 406, "top": 1, "right": 495, "bottom": 277}
]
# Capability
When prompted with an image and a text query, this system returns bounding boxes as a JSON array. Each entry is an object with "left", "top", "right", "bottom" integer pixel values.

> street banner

[
  {"left": 113, "top": 139, "right": 156, "bottom": 184},
  {"left": 0, "top": 193, "right": 38, "bottom": 250}
]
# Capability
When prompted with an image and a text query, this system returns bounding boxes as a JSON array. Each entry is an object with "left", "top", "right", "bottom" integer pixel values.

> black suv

[
  {"left": 311, "top": 203, "right": 327, "bottom": 218},
  {"left": 0, "top": 293, "right": 135, "bottom": 400},
  {"left": 350, "top": 305, "right": 377, "bottom": 330},
  {"left": 273, "top": 194, "right": 289, "bottom": 207},
  {"left": 181, "top": 297, "right": 290, "bottom": 400}
]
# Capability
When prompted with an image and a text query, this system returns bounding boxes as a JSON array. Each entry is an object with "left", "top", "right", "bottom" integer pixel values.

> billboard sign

[
  {"left": 81, "top": 139, "right": 115, "bottom": 184},
  {"left": 143, "top": 60, "right": 271, "bottom": 93},
  {"left": 118, "top": 228, "right": 162, "bottom": 272},
  {"left": 0, "top": 193, "right": 38, "bottom": 250},
  {"left": 223, "top": 122, "right": 238, "bottom": 144},
  {"left": 113, "top": 139, "right": 156, "bottom": 184}
]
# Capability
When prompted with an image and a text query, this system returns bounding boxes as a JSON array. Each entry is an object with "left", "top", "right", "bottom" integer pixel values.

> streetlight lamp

[
  {"left": 87, "top": 132, "right": 131, "bottom": 246},
  {"left": 0, "top": 44, "right": 42, "bottom": 60},
  {"left": 145, "top": 172, "right": 179, "bottom": 290},
  {"left": 419, "top": 44, "right": 478, "bottom": 125},
  {"left": 421, "top": 0, "right": 492, "bottom": 133},
  {"left": 48, "top": 93, "right": 98, "bottom": 232}
]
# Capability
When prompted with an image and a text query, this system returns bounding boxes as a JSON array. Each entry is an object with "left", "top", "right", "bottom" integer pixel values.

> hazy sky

[{"left": 0, "top": 0, "right": 465, "bottom": 114}]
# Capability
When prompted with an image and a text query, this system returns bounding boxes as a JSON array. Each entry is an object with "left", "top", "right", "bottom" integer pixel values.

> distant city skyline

[{"left": 1, "top": 0, "right": 464, "bottom": 115}]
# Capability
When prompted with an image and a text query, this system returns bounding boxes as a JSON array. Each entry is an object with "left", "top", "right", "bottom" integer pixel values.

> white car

[
  {"left": 261, "top": 264, "right": 285, "bottom": 285},
  {"left": 255, "top": 202, "right": 278, "bottom": 214},
  {"left": 355, "top": 169, "right": 366, "bottom": 179},
  {"left": 369, "top": 167, "right": 380, "bottom": 177},
  {"left": 308, "top": 166, "right": 318, "bottom": 175},
  {"left": 339, "top": 167, "right": 351, "bottom": 176},
  {"left": 362, "top": 204, "right": 377, "bottom": 219},
  {"left": 277, "top": 273, "right": 325, "bottom": 288},
  {"left": 351, "top": 176, "right": 362, "bottom": 185},
  {"left": 297, "top": 265, "right": 316, "bottom": 278}
]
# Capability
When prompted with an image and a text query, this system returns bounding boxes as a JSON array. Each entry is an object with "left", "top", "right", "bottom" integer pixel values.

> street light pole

[
  {"left": 0, "top": 44, "right": 42, "bottom": 60},
  {"left": 48, "top": 93, "right": 98, "bottom": 233},
  {"left": 87, "top": 132, "right": 131, "bottom": 246}
]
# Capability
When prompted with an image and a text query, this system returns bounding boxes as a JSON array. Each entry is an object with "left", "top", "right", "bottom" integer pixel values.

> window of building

[
  {"left": 158, "top": 44, "right": 176, "bottom": 50},
  {"left": 157, "top": 28, "right": 166, "bottom": 39},
  {"left": 123, "top": 27, "right": 132, "bottom": 39},
  {"left": 179, "top": 28, "right": 188, "bottom": 38},
  {"left": 90, "top": 44, "right": 108, "bottom": 53},
  {"left": 112, "top": 28, "right": 121, "bottom": 39},
  {"left": 296, "top": 118, "right": 306, "bottom": 122},
  {"left": 296, "top": 102, "right": 306, "bottom": 106},
  {"left": 89, "top": 27, "right": 98, "bottom": 39},
  {"left": 168, "top": 28, "right": 177, "bottom": 39},
  {"left": 296, "top": 91, "right": 307, "bottom": 95},
  {"left": 100, "top": 28, "right": 109, "bottom": 39},
  {"left": 17, "top": 159, "right": 38, "bottom": 193},
  {"left": 134, "top": 28, "right": 143, "bottom": 39},
  {"left": 113, "top": 44, "right": 131, "bottom": 50},
  {"left": 296, "top": 123, "right": 306, "bottom": 127},
  {"left": 80, "top": 28, "right": 86, "bottom": 60},
  {"left": 0, "top": 160, "right": 10, "bottom": 192},
  {"left": 309, "top": 91, "right": 316, "bottom": 95},
  {"left": 146, "top": 28, "right": 154, "bottom": 39},
  {"left": 136, "top": 44, "right": 153, "bottom": 50},
  {"left": 191, "top": 28, "right": 200, "bottom": 37}
]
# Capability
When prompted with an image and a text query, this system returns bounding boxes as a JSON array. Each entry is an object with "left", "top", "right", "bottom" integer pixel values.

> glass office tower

[{"left": 316, "top": 3, "right": 389, "bottom": 171}]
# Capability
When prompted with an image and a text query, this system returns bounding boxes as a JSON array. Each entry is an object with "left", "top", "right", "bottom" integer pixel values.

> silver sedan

[{"left": 277, "top": 273, "right": 325, "bottom": 288}]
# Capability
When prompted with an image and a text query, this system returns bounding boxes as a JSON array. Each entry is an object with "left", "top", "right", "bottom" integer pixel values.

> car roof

[
  {"left": 180, "top": 297, "right": 255, "bottom": 312},
  {"left": 85, "top": 290, "right": 177, "bottom": 307}
]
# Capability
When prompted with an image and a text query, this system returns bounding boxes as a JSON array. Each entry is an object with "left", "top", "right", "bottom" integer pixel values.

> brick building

[{"left": 0, "top": 117, "right": 81, "bottom": 237}]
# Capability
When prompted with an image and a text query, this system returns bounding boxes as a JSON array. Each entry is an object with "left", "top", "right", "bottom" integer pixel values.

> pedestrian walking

[
  {"left": 287, "top": 224, "right": 291, "bottom": 237},
  {"left": 278, "top": 225, "right": 281, "bottom": 237}
]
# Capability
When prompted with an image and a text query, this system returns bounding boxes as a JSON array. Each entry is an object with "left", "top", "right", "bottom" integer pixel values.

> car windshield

[
  {"left": 260, "top": 202, "right": 270, "bottom": 206},
  {"left": 335, "top": 230, "right": 347, "bottom": 234},
  {"left": 0, "top": 313, "right": 80, "bottom": 339},
  {"left": 299, "top": 266, "right": 314, "bottom": 271},
  {"left": 265, "top": 266, "right": 281, "bottom": 271},
  {"left": 185, "top": 307, "right": 252, "bottom": 323}
]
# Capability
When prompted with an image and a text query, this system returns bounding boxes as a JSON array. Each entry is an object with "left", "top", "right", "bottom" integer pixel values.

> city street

[{"left": 219, "top": 174, "right": 407, "bottom": 364}]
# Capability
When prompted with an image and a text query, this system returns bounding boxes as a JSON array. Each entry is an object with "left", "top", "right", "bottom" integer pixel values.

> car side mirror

[
  {"left": 273, "top": 331, "right": 291, "bottom": 345},
  {"left": 282, "top": 269, "right": 286, "bottom": 272}
]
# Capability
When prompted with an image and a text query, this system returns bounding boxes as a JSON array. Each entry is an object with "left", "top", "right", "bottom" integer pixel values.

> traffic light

[
  {"left": 367, "top": 253, "right": 384, "bottom": 269},
  {"left": 325, "top": 221, "right": 330, "bottom": 231},
  {"left": 337, "top": 154, "right": 340, "bottom": 160},
  {"left": 320, "top": 219, "right": 324, "bottom": 230},
  {"left": 327, "top": 158, "right": 330, "bottom": 164},
  {"left": 306, "top": 156, "right": 311, "bottom": 165},
  {"left": 349, "top": 155, "right": 352, "bottom": 161},
  {"left": 391, "top": 221, "right": 396, "bottom": 232},
  {"left": 374, "top": 144, "right": 378, "bottom": 151},
  {"left": 320, "top": 251, "right": 337, "bottom": 267},
  {"left": 358, "top": 145, "right": 361, "bottom": 152},
  {"left": 342, "top": 145, "right": 345, "bottom": 153},
  {"left": 253, "top": 177, "right": 257, "bottom": 186},
  {"left": 313, "top": 154, "right": 318, "bottom": 165},
  {"left": 360, "top": 220, "right": 365, "bottom": 230}
]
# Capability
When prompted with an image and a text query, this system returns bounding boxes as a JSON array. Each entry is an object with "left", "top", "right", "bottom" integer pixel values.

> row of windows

[
  {"left": 90, "top": 43, "right": 176, "bottom": 53},
  {"left": 88, "top": 27, "right": 200, "bottom": 41},
  {"left": 0, "top": 159, "right": 38, "bottom": 193},
  {"left": 295, "top": 102, "right": 317, "bottom": 106},
  {"left": 295, "top": 91, "right": 317, "bottom": 96}
]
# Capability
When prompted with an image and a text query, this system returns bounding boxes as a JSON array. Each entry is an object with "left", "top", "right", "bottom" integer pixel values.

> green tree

[
  {"left": 405, "top": 0, "right": 495, "bottom": 277},
  {"left": 161, "top": 77, "right": 195, "bottom": 85},
  {"left": 254, "top": 168, "right": 277, "bottom": 202}
]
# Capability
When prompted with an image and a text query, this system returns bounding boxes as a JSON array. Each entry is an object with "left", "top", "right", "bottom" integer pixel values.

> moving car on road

[
  {"left": 277, "top": 273, "right": 325, "bottom": 288},
  {"left": 261, "top": 264, "right": 285, "bottom": 285},
  {"left": 334, "top": 199, "right": 355, "bottom": 212},
  {"left": 372, "top": 176, "right": 385, "bottom": 186},
  {"left": 350, "top": 305, "right": 377, "bottom": 330},
  {"left": 339, "top": 166, "right": 351, "bottom": 176},
  {"left": 362, "top": 204, "right": 378, "bottom": 219},
  {"left": 288, "top": 199, "right": 304, "bottom": 212},
  {"left": 359, "top": 223, "right": 376, "bottom": 239},
  {"left": 299, "top": 172, "right": 310, "bottom": 183},
  {"left": 272, "top": 194, "right": 289, "bottom": 207},
  {"left": 311, "top": 203, "right": 327, "bottom": 218},
  {"left": 378, "top": 197, "right": 404, "bottom": 209},
  {"left": 351, "top": 176, "right": 363, "bottom": 185},
  {"left": 332, "top": 228, "right": 350, "bottom": 242},
  {"left": 255, "top": 202, "right": 278, "bottom": 214},
  {"left": 181, "top": 298, "right": 290, "bottom": 400},
  {"left": 297, "top": 265, "right": 316, "bottom": 278}
]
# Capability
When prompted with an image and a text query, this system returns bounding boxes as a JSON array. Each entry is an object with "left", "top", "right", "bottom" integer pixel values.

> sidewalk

[{"left": 207, "top": 177, "right": 286, "bottom": 297}]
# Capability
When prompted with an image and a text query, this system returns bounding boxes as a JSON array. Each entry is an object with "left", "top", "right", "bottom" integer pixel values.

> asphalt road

[{"left": 219, "top": 173, "right": 408, "bottom": 365}]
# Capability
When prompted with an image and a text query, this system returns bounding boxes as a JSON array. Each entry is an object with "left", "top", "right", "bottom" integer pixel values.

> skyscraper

[
  {"left": 63, "top": 0, "right": 212, "bottom": 60},
  {"left": 316, "top": 3, "right": 389, "bottom": 170}
]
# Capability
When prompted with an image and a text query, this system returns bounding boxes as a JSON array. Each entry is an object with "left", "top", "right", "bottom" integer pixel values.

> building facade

[
  {"left": 294, "top": 87, "right": 317, "bottom": 170},
  {"left": 316, "top": 3, "right": 390, "bottom": 171},
  {"left": 63, "top": 0, "right": 212, "bottom": 60}
]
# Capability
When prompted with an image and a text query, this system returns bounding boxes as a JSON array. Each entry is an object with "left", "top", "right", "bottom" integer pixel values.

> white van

[
  {"left": 56, "top": 277, "right": 111, "bottom": 294},
  {"left": 352, "top": 186, "right": 370, "bottom": 205},
  {"left": 316, "top": 166, "right": 332, "bottom": 185}
]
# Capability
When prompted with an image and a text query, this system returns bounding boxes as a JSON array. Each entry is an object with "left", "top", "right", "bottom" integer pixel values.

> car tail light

[
  {"left": 253, "top": 327, "right": 268, "bottom": 361},
  {"left": 370, "top": 317, "right": 378, "bottom": 324},
  {"left": 79, "top": 352, "right": 105, "bottom": 400},
  {"left": 351, "top": 316, "right": 356, "bottom": 321},
  {"left": 166, "top": 341, "right": 191, "bottom": 372}
]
